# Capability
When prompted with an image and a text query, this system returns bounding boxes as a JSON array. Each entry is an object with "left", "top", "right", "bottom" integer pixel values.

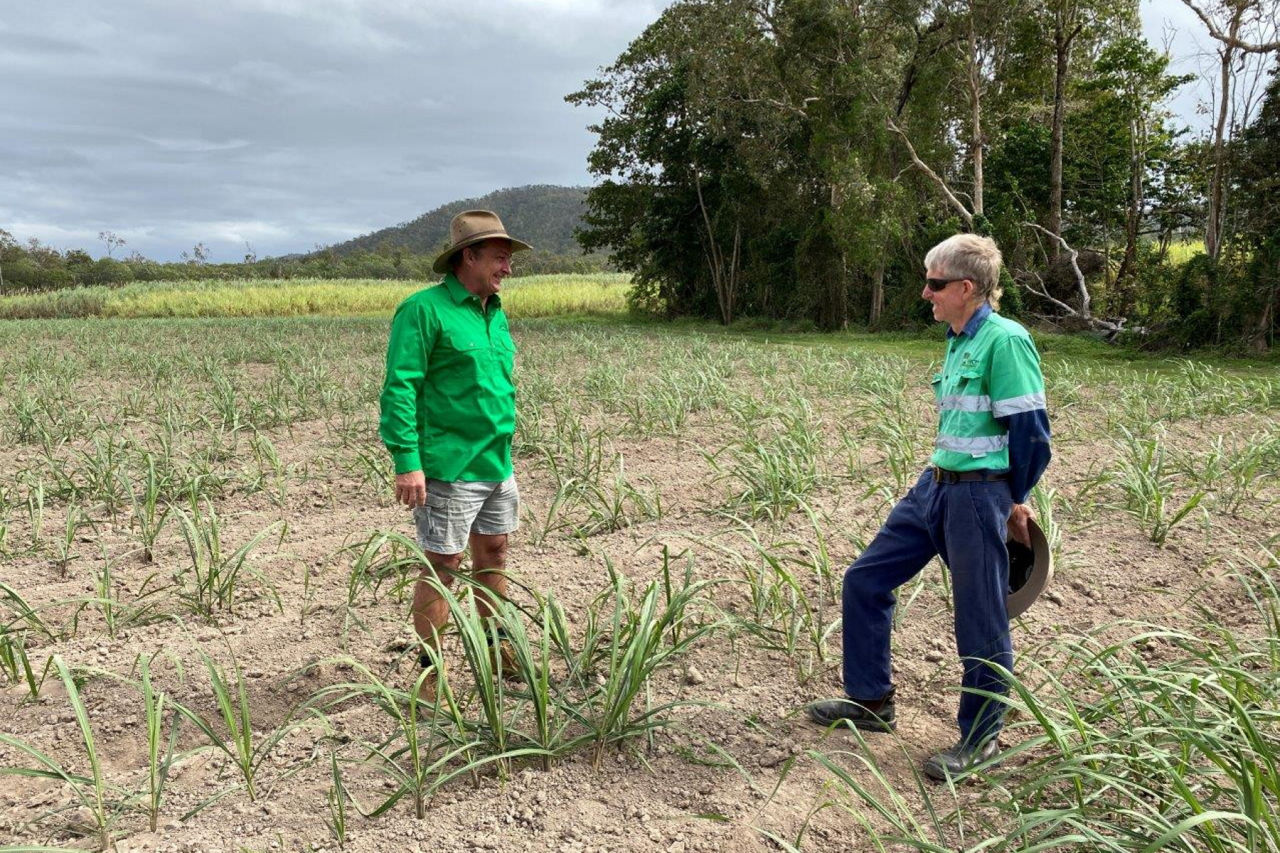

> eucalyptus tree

[
  {"left": 1020, "top": 0, "right": 1138, "bottom": 259},
  {"left": 723, "top": 0, "right": 923, "bottom": 328},
  {"left": 1230, "top": 63, "right": 1280, "bottom": 347},
  {"left": 568, "top": 0, "right": 769, "bottom": 323},
  {"left": 1033, "top": 37, "right": 1191, "bottom": 318},
  {"left": 570, "top": 0, "right": 926, "bottom": 328},
  {"left": 1178, "top": 0, "right": 1280, "bottom": 260},
  {"left": 1091, "top": 38, "right": 1193, "bottom": 305}
]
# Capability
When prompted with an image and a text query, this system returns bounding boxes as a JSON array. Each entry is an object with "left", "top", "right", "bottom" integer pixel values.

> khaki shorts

[{"left": 412, "top": 475, "right": 519, "bottom": 555}]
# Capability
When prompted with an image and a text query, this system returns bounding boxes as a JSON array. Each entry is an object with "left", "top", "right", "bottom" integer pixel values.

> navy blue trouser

[{"left": 842, "top": 468, "right": 1013, "bottom": 744}]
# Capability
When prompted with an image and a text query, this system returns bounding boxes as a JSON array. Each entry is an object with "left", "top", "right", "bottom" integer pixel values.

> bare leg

[
  {"left": 469, "top": 532, "right": 520, "bottom": 680},
  {"left": 413, "top": 551, "right": 463, "bottom": 655},
  {"left": 469, "top": 532, "right": 509, "bottom": 619}
]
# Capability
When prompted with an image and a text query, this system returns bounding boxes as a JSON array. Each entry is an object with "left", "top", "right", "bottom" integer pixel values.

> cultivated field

[
  {"left": 0, "top": 273, "right": 630, "bottom": 320},
  {"left": 1, "top": 303, "right": 1278, "bottom": 852}
]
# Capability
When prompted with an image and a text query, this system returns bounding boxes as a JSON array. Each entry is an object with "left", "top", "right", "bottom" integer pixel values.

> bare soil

[{"left": 0, "top": 317, "right": 1275, "bottom": 852}]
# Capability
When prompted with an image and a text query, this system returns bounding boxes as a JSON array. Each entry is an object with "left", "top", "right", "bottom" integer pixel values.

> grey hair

[{"left": 924, "top": 234, "right": 1004, "bottom": 310}]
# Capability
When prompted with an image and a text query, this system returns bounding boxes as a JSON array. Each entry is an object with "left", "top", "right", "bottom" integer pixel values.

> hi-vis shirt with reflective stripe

[{"left": 929, "top": 311, "right": 1047, "bottom": 473}]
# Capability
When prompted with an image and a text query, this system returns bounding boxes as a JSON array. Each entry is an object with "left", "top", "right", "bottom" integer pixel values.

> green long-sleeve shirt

[{"left": 379, "top": 274, "right": 516, "bottom": 482}]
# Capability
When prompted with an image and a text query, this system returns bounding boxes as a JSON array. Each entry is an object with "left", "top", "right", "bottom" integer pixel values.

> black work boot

[
  {"left": 922, "top": 737, "right": 1000, "bottom": 781},
  {"left": 806, "top": 690, "right": 896, "bottom": 732}
]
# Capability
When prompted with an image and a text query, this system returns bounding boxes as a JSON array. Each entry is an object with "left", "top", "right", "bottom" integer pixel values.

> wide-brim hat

[
  {"left": 1006, "top": 518, "right": 1053, "bottom": 619},
  {"left": 431, "top": 209, "right": 533, "bottom": 274}
]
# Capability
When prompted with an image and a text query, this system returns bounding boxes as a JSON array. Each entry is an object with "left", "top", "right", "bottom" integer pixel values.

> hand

[
  {"left": 1008, "top": 503, "right": 1033, "bottom": 547},
  {"left": 395, "top": 470, "right": 427, "bottom": 507}
]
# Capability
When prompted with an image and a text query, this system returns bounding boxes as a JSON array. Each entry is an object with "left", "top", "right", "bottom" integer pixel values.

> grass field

[
  {"left": 0, "top": 283, "right": 1278, "bottom": 851},
  {"left": 1164, "top": 238, "right": 1208, "bottom": 266}
]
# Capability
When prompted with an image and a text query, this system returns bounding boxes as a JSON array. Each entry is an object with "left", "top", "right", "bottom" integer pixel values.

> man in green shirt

[{"left": 379, "top": 210, "right": 532, "bottom": 701}]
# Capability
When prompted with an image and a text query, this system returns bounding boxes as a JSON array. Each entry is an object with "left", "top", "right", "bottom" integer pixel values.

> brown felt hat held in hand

[{"left": 1007, "top": 518, "right": 1053, "bottom": 619}]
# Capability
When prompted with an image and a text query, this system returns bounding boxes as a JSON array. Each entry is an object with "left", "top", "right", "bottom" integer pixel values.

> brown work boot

[
  {"left": 414, "top": 650, "right": 449, "bottom": 711},
  {"left": 489, "top": 637, "right": 523, "bottom": 683},
  {"left": 415, "top": 666, "right": 439, "bottom": 705}
]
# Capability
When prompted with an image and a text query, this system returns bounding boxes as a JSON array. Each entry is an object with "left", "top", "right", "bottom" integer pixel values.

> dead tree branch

[
  {"left": 1024, "top": 222, "right": 1091, "bottom": 317},
  {"left": 1020, "top": 223, "right": 1131, "bottom": 339},
  {"left": 1178, "top": 0, "right": 1280, "bottom": 51},
  {"left": 887, "top": 116, "right": 974, "bottom": 228}
]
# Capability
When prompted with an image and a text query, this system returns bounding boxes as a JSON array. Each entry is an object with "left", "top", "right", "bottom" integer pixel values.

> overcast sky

[{"left": 0, "top": 0, "right": 1243, "bottom": 262}]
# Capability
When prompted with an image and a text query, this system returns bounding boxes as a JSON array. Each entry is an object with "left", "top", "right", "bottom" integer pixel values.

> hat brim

[
  {"left": 1006, "top": 518, "right": 1052, "bottom": 619},
  {"left": 431, "top": 231, "right": 533, "bottom": 274}
]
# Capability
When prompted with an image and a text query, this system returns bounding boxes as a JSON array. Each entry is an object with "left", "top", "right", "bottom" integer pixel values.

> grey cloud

[
  {"left": 2, "top": 31, "right": 94, "bottom": 57},
  {"left": 4, "top": 0, "right": 1207, "bottom": 262},
  {"left": 1, "top": 0, "right": 667, "bottom": 260}
]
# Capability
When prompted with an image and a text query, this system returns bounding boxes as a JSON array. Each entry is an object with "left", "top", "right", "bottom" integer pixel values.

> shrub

[{"left": 86, "top": 258, "right": 135, "bottom": 286}]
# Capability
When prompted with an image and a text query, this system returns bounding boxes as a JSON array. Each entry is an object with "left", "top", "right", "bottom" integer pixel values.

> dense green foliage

[
  {"left": 1153, "top": 67, "right": 1280, "bottom": 351},
  {"left": 569, "top": 0, "right": 1278, "bottom": 349}
]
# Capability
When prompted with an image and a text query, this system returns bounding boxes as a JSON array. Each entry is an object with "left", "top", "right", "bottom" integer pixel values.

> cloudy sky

[{"left": 0, "top": 0, "right": 1231, "bottom": 262}]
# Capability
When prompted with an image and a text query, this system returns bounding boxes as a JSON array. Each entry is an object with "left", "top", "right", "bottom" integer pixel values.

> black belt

[{"left": 931, "top": 466, "right": 1009, "bottom": 484}]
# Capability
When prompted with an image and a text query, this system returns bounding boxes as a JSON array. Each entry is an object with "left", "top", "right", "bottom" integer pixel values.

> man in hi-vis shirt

[{"left": 808, "top": 234, "right": 1051, "bottom": 782}]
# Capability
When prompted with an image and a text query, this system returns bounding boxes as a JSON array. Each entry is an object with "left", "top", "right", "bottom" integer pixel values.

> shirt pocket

[
  {"left": 435, "top": 329, "right": 486, "bottom": 368},
  {"left": 958, "top": 368, "right": 985, "bottom": 393},
  {"left": 492, "top": 337, "right": 517, "bottom": 377}
]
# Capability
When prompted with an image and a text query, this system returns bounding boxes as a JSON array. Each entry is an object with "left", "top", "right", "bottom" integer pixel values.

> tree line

[
  {"left": 0, "top": 185, "right": 609, "bottom": 293},
  {"left": 0, "top": 234, "right": 609, "bottom": 293},
  {"left": 329, "top": 185, "right": 592, "bottom": 257},
  {"left": 568, "top": 0, "right": 1279, "bottom": 350}
]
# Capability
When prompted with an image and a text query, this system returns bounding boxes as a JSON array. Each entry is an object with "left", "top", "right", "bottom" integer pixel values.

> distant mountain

[{"left": 326, "top": 185, "right": 587, "bottom": 257}]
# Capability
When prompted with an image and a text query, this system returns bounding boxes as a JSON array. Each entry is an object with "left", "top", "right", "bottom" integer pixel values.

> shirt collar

[
  {"left": 442, "top": 273, "right": 472, "bottom": 304},
  {"left": 442, "top": 273, "right": 501, "bottom": 310},
  {"left": 948, "top": 302, "right": 993, "bottom": 339}
]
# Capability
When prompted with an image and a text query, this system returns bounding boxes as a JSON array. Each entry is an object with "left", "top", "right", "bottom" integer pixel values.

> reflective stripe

[
  {"left": 938, "top": 394, "right": 992, "bottom": 413},
  {"left": 935, "top": 433, "right": 1009, "bottom": 454},
  {"left": 992, "top": 392, "right": 1046, "bottom": 417}
]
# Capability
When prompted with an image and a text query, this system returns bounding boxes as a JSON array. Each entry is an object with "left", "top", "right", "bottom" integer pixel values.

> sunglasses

[{"left": 925, "top": 277, "right": 966, "bottom": 292}]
